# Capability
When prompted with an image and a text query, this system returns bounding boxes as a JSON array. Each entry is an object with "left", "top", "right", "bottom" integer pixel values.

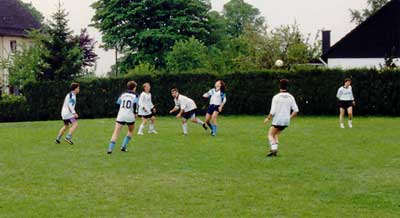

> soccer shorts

[
  {"left": 116, "top": 121, "right": 135, "bottom": 126},
  {"left": 63, "top": 118, "right": 77, "bottom": 125},
  {"left": 272, "top": 125, "right": 287, "bottom": 131},
  {"left": 207, "top": 104, "right": 220, "bottom": 115},
  {"left": 183, "top": 109, "right": 197, "bottom": 120},
  {"left": 338, "top": 100, "right": 353, "bottom": 109}
]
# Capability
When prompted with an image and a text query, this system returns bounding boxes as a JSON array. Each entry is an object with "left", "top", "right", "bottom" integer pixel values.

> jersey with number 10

[{"left": 116, "top": 91, "right": 138, "bottom": 123}]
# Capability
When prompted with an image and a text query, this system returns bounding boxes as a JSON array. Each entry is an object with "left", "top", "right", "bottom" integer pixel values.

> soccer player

[
  {"left": 169, "top": 88, "right": 207, "bottom": 135},
  {"left": 336, "top": 78, "right": 356, "bottom": 128},
  {"left": 137, "top": 83, "right": 157, "bottom": 135},
  {"left": 264, "top": 79, "right": 299, "bottom": 157},
  {"left": 202, "top": 80, "right": 227, "bottom": 136},
  {"left": 107, "top": 81, "right": 139, "bottom": 154},
  {"left": 55, "top": 82, "right": 80, "bottom": 145}
]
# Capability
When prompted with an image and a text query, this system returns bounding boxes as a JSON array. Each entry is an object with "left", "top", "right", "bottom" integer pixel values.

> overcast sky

[{"left": 24, "top": 0, "right": 367, "bottom": 75}]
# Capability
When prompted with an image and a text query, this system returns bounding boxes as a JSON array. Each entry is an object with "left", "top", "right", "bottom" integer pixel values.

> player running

[
  {"left": 264, "top": 79, "right": 299, "bottom": 157},
  {"left": 107, "top": 81, "right": 139, "bottom": 154},
  {"left": 202, "top": 80, "right": 226, "bottom": 136},
  {"left": 55, "top": 82, "right": 80, "bottom": 145},
  {"left": 137, "top": 83, "right": 157, "bottom": 135},
  {"left": 337, "top": 78, "right": 355, "bottom": 128},
  {"left": 169, "top": 88, "right": 207, "bottom": 135}
]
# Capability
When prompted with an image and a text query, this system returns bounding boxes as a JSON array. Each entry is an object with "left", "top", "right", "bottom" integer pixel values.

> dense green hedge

[
  {"left": 1, "top": 68, "right": 400, "bottom": 122},
  {"left": 0, "top": 95, "right": 29, "bottom": 122}
]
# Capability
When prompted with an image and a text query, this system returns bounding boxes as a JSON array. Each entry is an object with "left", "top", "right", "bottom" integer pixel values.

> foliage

[
  {"left": 222, "top": 0, "right": 266, "bottom": 37},
  {"left": 166, "top": 37, "right": 210, "bottom": 73},
  {"left": 91, "top": 0, "right": 212, "bottom": 70},
  {"left": 350, "top": 0, "right": 389, "bottom": 24},
  {"left": 78, "top": 28, "right": 98, "bottom": 69},
  {"left": 17, "top": 0, "right": 45, "bottom": 23},
  {"left": 0, "top": 94, "right": 28, "bottom": 122},
  {"left": 126, "top": 62, "right": 157, "bottom": 76}
]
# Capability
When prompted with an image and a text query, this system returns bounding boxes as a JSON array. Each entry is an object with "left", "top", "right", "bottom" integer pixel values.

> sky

[{"left": 24, "top": 0, "right": 367, "bottom": 76}]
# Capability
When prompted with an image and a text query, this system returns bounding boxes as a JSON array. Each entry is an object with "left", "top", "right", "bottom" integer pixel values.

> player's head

[
  {"left": 127, "top": 81, "right": 137, "bottom": 92},
  {"left": 215, "top": 80, "right": 226, "bottom": 92},
  {"left": 70, "top": 82, "right": 80, "bottom": 94},
  {"left": 171, "top": 88, "right": 179, "bottom": 98},
  {"left": 279, "top": 79, "right": 289, "bottom": 91},
  {"left": 143, "top": 82, "right": 151, "bottom": 92},
  {"left": 344, "top": 78, "right": 352, "bottom": 87}
]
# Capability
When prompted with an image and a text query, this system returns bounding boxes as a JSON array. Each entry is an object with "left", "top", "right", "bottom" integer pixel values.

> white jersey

[
  {"left": 174, "top": 94, "right": 197, "bottom": 112},
  {"left": 61, "top": 92, "right": 77, "bottom": 120},
  {"left": 203, "top": 88, "right": 227, "bottom": 106},
  {"left": 138, "top": 92, "right": 154, "bottom": 116},
  {"left": 116, "top": 92, "right": 138, "bottom": 123},
  {"left": 337, "top": 86, "right": 354, "bottom": 101},
  {"left": 269, "top": 92, "right": 299, "bottom": 126}
]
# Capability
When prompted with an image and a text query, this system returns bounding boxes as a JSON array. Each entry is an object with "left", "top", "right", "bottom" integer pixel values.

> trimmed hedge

[
  {"left": 1, "top": 68, "right": 400, "bottom": 122},
  {"left": 0, "top": 95, "right": 29, "bottom": 122}
]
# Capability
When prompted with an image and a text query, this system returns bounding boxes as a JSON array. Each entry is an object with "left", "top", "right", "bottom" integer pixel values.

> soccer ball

[{"left": 275, "top": 59, "right": 284, "bottom": 67}]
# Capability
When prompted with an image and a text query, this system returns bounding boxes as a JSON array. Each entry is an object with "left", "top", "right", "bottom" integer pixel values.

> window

[{"left": 10, "top": 40, "right": 17, "bottom": 53}]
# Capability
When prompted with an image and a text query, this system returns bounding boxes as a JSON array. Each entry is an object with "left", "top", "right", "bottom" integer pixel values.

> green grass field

[{"left": 0, "top": 116, "right": 399, "bottom": 217}]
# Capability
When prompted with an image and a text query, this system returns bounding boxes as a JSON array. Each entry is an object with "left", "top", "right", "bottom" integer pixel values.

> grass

[{"left": 0, "top": 116, "right": 399, "bottom": 217}]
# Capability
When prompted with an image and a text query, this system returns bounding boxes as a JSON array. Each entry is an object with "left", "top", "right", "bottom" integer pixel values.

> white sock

[
  {"left": 182, "top": 123, "right": 188, "bottom": 134},
  {"left": 138, "top": 124, "right": 145, "bottom": 134},
  {"left": 149, "top": 123, "right": 155, "bottom": 131},
  {"left": 271, "top": 143, "right": 278, "bottom": 151},
  {"left": 196, "top": 119, "right": 204, "bottom": 125}
]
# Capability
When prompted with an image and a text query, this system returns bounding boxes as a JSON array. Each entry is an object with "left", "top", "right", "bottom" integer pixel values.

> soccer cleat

[
  {"left": 148, "top": 130, "right": 158, "bottom": 134},
  {"left": 348, "top": 121, "right": 353, "bottom": 128},
  {"left": 340, "top": 123, "right": 345, "bottom": 129},
  {"left": 267, "top": 150, "right": 278, "bottom": 157},
  {"left": 202, "top": 123, "right": 208, "bottom": 131},
  {"left": 107, "top": 151, "right": 112, "bottom": 154},
  {"left": 55, "top": 139, "right": 61, "bottom": 144},
  {"left": 120, "top": 147, "right": 128, "bottom": 152},
  {"left": 64, "top": 138, "right": 74, "bottom": 145}
]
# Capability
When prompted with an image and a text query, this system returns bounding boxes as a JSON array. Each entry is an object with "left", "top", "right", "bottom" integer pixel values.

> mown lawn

[{"left": 0, "top": 116, "right": 399, "bottom": 217}]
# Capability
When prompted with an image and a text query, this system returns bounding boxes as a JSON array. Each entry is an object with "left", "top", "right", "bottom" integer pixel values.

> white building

[
  {"left": 322, "top": 0, "right": 400, "bottom": 69},
  {"left": 0, "top": 0, "right": 41, "bottom": 94}
]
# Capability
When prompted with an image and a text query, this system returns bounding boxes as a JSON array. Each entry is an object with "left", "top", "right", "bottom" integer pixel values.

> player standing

[
  {"left": 264, "top": 79, "right": 299, "bottom": 157},
  {"left": 107, "top": 81, "right": 139, "bottom": 154},
  {"left": 337, "top": 78, "right": 355, "bottom": 128},
  {"left": 202, "top": 80, "right": 226, "bottom": 136},
  {"left": 55, "top": 82, "right": 80, "bottom": 145},
  {"left": 137, "top": 83, "right": 157, "bottom": 135},
  {"left": 169, "top": 88, "right": 207, "bottom": 135}
]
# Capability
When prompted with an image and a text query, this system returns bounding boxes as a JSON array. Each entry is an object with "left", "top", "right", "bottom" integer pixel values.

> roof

[
  {"left": 0, "top": 0, "right": 42, "bottom": 37},
  {"left": 322, "top": 0, "right": 400, "bottom": 59}
]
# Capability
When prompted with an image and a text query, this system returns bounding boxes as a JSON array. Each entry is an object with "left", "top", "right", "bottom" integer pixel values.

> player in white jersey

[
  {"left": 202, "top": 80, "right": 227, "bottom": 136},
  {"left": 264, "top": 79, "right": 299, "bottom": 157},
  {"left": 137, "top": 83, "right": 157, "bottom": 135},
  {"left": 107, "top": 81, "right": 139, "bottom": 154},
  {"left": 336, "top": 78, "right": 356, "bottom": 128},
  {"left": 169, "top": 88, "right": 208, "bottom": 135},
  {"left": 55, "top": 83, "right": 80, "bottom": 145}
]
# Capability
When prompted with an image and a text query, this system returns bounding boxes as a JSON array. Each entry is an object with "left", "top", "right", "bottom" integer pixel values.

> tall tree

[
  {"left": 18, "top": 0, "right": 45, "bottom": 23},
  {"left": 350, "top": 0, "right": 389, "bottom": 24},
  {"left": 222, "top": 0, "right": 266, "bottom": 37},
  {"left": 91, "top": 0, "right": 212, "bottom": 71},
  {"left": 78, "top": 28, "right": 98, "bottom": 68}
]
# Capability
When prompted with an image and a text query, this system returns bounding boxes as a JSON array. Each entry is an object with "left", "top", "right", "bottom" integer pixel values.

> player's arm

[
  {"left": 264, "top": 114, "right": 273, "bottom": 123},
  {"left": 290, "top": 97, "right": 299, "bottom": 119},
  {"left": 264, "top": 97, "right": 276, "bottom": 123},
  {"left": 169, "top": 105, "right": 179, "bottom": 114},
  {"left": 219, "top": 95, "right": 227, "bottom": 112},
  {"left": 202, "top": 89, "right": 212, "bottom": 98},
  {"left": 336, "top": 88, "right": 342, "bottom": 100},
  {"left": 176, "top": 109, "right": 184, "bottom": 118},
  {"left": 350, "top": 88, "right": 356, "bottom": 106},
  {"left": 68, "top": 98, "right": 78, "bottom": 118}
]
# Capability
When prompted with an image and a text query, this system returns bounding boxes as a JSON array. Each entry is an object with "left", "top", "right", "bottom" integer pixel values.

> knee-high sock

[
  {"left": 108, "top": 141, "right": 116, "bottom": 152},
  {"left": 121, "top": 136, "right": 131, "bottom": 149},
  {"left": 196, "top": 118, "right": 204, "bottom": 125},
  {"left": 149, "top": 123, "right": 155, "bottom": 131},
  {"left": 138, "top": 124, "right": 145, "bottom": 134},
  {"left": 271, "top": 143, "right": 278, "bottom": 151},
  {"left": 182, "top": 123, "right": 188, "bottom": 134}
]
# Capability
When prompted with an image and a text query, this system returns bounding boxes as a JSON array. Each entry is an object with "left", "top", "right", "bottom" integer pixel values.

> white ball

[{"left": 275, "top": 59, "right": 284, "bottom": 67}]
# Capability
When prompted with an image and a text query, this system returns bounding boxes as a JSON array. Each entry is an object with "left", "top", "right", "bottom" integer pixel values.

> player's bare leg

[
  {"left": 149, "top": 116, "right": 157, "bottom": 134},
  {"left": 339, "top": 108, "right": 345, "bottom": 128},
  {"left": 121, "top": 124, "right": 135, "bottom": 152},
  {"left": 191, "top": 116, "right": 207, "bottom": 131},
  {"left": 64, "top": 121, "right": 78, "bottom": 145},
  {"left": 138, "top": 117, "right": 147, "bottom": 135},
  {"left": 267, "top": 127, "right": 280, "bottom": 157},
  {"left": 347, "top": 107, "right": 353, "bottom": 128},
  {"left": 55, "top": 125, "right": 68, "bottom": 144},
  {"left": 107, "top": 123, "right": 123, "bottom": 154},
  {"left": 210, "top": 111, "right": 219, "bottom": 136},
  {"left": 182, "top": 118, "right": 189, "bottom": 135}
]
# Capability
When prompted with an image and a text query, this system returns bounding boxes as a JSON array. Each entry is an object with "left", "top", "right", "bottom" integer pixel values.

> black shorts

[
  {"left": 183, "top": 109, "right": 197, "bottom": 120},
  {"left": 207, "top": 105, "right": 220, "bottom": 115},
  {"left": 63, "top": 118, "right": 77, "bottom": 125},
  {"left": 272, "top": 125, "right": 287, "bottom": 131},
  {"left": 139, "top": 113, "right": 155, "bottom": 119},
  {"left": 116, "top": 121, "right": 135, "bottom": 126},
  {"left": 339, "top": 101, "right": 353, "bottom": 109}
]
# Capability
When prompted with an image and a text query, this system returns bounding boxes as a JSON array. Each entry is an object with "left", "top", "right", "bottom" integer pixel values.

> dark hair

[
  {"left": 127, "top": 81, "right": 137, "bottom": 91},
  {"left": 279, "top": 79, "right": 289, "bottom": 90},
  {"left": 344, "top": 78, "right": 352, "bottom": 84},
  {"left": 217, "top": 80, "right": 226, "bottom": 93},
  {"left": 171, "top": 88, "right": 178, "bottom": 92},
  {"left": 70, "top": 82, "right": 80, "bottom": 91}
]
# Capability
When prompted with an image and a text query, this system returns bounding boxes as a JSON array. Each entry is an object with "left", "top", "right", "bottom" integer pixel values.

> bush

[
  {"left": 0, "top": 95, "right": 29, "bottom": 122},
  {"left": 2, "top": 68, "right": 400, "bottom": 122}
]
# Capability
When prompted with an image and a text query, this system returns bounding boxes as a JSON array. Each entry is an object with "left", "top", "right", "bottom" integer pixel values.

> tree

[
  {"left": 222, "top": 0, "right": 266, "bottom": 37},
  {"left": 91, "top": 0, "right": 212, "bottom": 71},
  {"left": 39, "top": 3, "right": 84, "bottom": 80},
  {"left": 166, "top": 37, "right": 209, "bottom": 73},
  {"left": 350, "top": 0, "right": 389, "bottom": 24},
  {"left": 78, "top": 28, "right": 98, "bottom": 68},
  {"left": 18, "top": 0, "right": 45, "bottom": 23}
]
